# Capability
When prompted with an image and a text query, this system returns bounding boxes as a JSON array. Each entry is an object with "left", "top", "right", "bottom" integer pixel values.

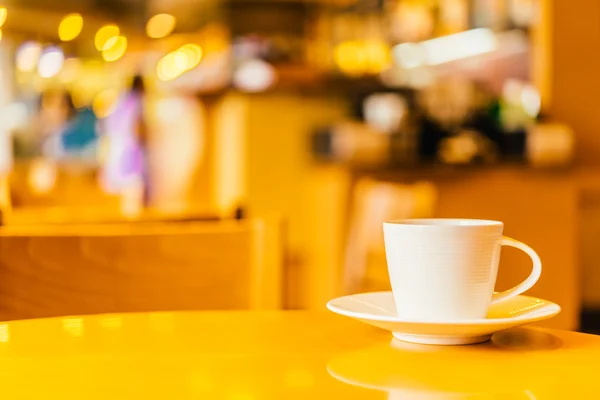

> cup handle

[{"left": 491, "top": 236, "right": 542, "bottom": 304}]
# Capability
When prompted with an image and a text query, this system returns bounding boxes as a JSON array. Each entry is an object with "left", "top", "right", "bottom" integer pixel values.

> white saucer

[{"left": 327, "top": 292, "right": 560, "bottom": 345}]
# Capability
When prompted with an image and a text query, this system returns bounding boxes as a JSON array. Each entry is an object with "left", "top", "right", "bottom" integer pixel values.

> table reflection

[{"left": 327, "top": 328, "right": 600, "bottom": 399}]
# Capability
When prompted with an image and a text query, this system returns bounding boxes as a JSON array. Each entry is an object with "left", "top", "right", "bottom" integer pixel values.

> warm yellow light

[
  {"left": 0, "top": 29, "right": 3, "bottom": 42},
  {"left": 156, "top": 44, "right": 203, "bottom": 82},
  {"left": 156, "top": 58, "right": 169, "bottom": 81},
  {"left": 363, "top": 40, "right": 391, "bottom": 74},
  {"left": 103, "top": 36, "right": 118, "bottom": 51},
  {"left": 92, "top": 88, "right": 120, "bottom": 118},
  {"left": 178, "top": 44, "right": 203, "bottom": 69},
  {"left": 58, "top": 13, "right": 83, "bottom": 42},
  {"left": 102, "top": 36, "right": 127, "bottom": 62},
  {"left": 334, "top": 40, "right": 390, "bottom": 76},
  {"left": 334, "top": 41, "right": 365, "bottom": 76},
  {"left": 0, "top": 8, "right": 7, "bottom": 28},
  {"left": 95, "top": 24, "right": 120, "bottom": 51},
  {"left": 146, "top": 13, "right": 176, "bottom": 39},
  {"left": 173, "top": 51, "right": 188, "bottom": 70},
  {"left": 157, "top": 53, "right": 183, "bottom": 81}
]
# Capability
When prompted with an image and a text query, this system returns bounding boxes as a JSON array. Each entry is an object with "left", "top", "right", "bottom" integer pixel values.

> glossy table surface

[{"left": 1, "top": 311, "right": 599, "bottom": 399}]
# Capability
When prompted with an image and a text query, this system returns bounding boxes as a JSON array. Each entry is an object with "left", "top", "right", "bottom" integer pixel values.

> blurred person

[
  {"left": 40, "top": 90, "right": 77, "bottom": 159},
  {"left": 13, "top": 89, "right": 75, "bottom": 159},
  {"left": 59, "top": 107, "right": 99, "bottom": 162},
  {"left": 100, "top": 75, "right": 150, "bottom": 212},
  {"left": 145, "top": 95, "right": 205, "bottom": 212}
]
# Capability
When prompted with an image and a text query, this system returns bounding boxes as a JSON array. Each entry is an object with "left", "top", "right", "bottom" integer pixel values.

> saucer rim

[{"left": 326, "top": 291, "right": 561, "bottom": 325}]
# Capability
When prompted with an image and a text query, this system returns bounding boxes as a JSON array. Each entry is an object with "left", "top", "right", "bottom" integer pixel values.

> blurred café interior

[{"left": 0, "top": 0, "right": 598, "bottom": 335}]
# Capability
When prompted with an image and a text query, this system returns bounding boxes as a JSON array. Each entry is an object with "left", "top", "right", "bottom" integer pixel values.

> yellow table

[{"left": 0, "top": 311, "right": 599, "bottom": 398}]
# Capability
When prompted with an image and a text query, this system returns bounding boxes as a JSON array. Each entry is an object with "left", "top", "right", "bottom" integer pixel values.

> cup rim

[{"left": 383, "top": 218, "right": 503, "bottom": 227}]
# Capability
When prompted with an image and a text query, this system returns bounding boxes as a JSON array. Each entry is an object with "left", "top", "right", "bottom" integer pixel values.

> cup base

[{"left": 392, "top": 332, "right": 492, "bottom": 346}]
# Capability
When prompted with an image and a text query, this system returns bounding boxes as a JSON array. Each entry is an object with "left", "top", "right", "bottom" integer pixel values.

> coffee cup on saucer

[
  {"left": 383, "top": 218, "right": 541, "bottom": 321},
  {"left": 327, "top": 218, "right": 555, "bottom": 345}
]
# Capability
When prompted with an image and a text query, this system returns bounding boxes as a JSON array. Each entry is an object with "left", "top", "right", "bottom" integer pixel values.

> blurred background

[{"left": 0, "top": 0, "right": 598, "bottom": 331}]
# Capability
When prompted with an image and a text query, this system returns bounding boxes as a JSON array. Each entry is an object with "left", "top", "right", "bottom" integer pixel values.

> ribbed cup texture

[{"left": 383, "top": 223, "right": 503, "bottom": 321}]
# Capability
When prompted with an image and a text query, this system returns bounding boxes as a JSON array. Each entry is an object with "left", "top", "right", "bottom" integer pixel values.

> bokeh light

[
  {"left": 422, "top": 28, "right": 498, "bottom": 65},
  {"left": 363, "top": 40, "right": 391, "bottom": 74},
  {"left": 95, "top": 24, "right": 120, "bottom": 51},
  {"left": 393, "top": 42, "right": 426, "bottom": 69},
  {"left": 38, "top": 46, "right": 64, "bottom": 78},
  {"left": 334, "top": 41, "right": 365, "bottom": 76},
  {"left": 156, "top": 44, "right": 203, "bottom": 81},
  {"left": 334, "top": 40, "right": 390, "bottom": 76},
  {"left": 521, "top": 84, "right": 541, "bottom": 117},
  {"left": 102, "top": 36, "right": 127, "bottom": 62},
  {"left": 363, "top": 93, "right": 408, "bottom": 133},
  {"left": 16, "top": 41, "right": 42, "bottom": 72},
  {"left": 233, "top": 59, "right": 276, "bottom": 92},
  {"left": 58, "top": 13, "right": 83, "bottom": 42},
  {"left": 178, "top": 44, "right": 203, "bottom": 69},
  {"left": 173, "top": 51, "right": 188, "bottom": 70},
  {"left": 28, "top": 159, "right": 57, "bottom": 194},
  {"left": 157, "top": 53, "right": 183, "bottom": 81},
  {"left": 146, "top": 13, "right": 176, "bottom": 39}
]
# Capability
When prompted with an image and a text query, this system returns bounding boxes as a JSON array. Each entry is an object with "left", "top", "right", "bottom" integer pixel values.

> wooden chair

[
  {"left": 342, "top": 178, "right": 437, "bottom": 294},
  {"left": 0, "top": 217, "right": 283, "bottom": 320},
  {"left": 0, "top": 206, "right": 221, "bottom": 226}
]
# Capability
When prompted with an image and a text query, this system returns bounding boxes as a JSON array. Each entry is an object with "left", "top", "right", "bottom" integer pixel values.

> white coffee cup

[{"left": 383, "top": 219, "right": 541, "bottom": 321}]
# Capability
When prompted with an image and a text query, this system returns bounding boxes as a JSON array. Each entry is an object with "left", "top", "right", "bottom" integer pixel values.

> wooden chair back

[
  {"left": 0, "top": 217, "right": 283, "bottom": 320},
  {"left": 343, "top": 178, "right": 437, "bottom": 294}
]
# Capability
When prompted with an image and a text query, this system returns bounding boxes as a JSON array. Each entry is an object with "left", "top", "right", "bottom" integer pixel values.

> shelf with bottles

[
  {"left": 303, "top": 0, "right": 537, "bottom": 77},
  {"left": 311, "top": 76, "right": 574, "bottom": 170},
  {"left": 142, "top": 0, "right": 538, "bottom": 95}
]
